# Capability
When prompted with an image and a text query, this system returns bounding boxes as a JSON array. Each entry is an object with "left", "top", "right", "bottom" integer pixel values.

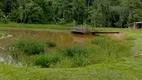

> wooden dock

[
  {"left": 88, "top": 31, "right": 120, "bottom": 35},
  {"left": 71, "top": 31, "right": 120, "bottom": 35},
  {"left": 71, "top": 27, "right": 88, "bottom": 34},
  {"left": 71, "top": 27, "right": 120, "bottom": 35}
]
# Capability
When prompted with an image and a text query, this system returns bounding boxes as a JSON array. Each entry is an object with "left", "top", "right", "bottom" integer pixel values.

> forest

[{"left": 0, "top": 0, "right": 142, "bottom": 28}]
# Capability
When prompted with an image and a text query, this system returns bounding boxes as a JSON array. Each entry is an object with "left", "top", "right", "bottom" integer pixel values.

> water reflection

[{"left": 73, "top": 37, "right": 85, "bottom": 43}]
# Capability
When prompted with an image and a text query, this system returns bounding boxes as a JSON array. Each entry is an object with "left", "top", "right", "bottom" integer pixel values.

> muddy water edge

[{"left": 0, "top": 28, "right": 95, "bottom": 66}]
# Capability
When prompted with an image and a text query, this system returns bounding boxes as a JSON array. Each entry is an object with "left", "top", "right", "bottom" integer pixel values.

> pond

[{"left": 0, "top": 28, "right": 95, "bottom": 66}]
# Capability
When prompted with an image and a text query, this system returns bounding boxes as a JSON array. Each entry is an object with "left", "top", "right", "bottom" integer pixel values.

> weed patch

[
  {"left": 14, "top": 39, "right": 45, "bottom": 54},
  {"left": 46, "top": 40, "right": 56, "bottom": 47},
  {"left": 35, "top": 52, "right": 61, "bottom": 68},
  {"left": 34, "top": 36, "right": 132, "bottom": 68},
  {"left": 90, "top": 36, "right": 131, "bottom": 63},
  {"left": 59, "top": 45, "right": 87, "bottom": 57}
]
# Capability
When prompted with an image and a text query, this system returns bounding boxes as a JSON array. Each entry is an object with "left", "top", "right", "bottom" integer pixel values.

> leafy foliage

[
  {"left": 35, "top": 52, "right": 61, "bottom": 67},
  {"left": 59, "top": 45, "right": 88, "bottom": 67},
  {"left": 0, "top": 0, "right": 142, "bottom": 27},
  {"left": 46, "top": 40, "right": 56, "bottom": 47},
  {"left": 90, "top": 36, "right": 131, "bottom": 63},
  {"left": 35, "top": 36, "right": 132, "bottom": 68},
  {"left": 59, "top": 45, "right": 87, "bottom": 57},
  {"left": 14, "top": 39, "right": 45, "bottom": 54}
]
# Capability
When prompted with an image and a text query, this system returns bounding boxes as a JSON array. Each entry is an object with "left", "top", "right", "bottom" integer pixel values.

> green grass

[
  {"left": 46, "top": 40, "right": 56, "bottom": 47},
  {"left": 0, "top": 31, "right": 8, "bottom": 37},
  {"left": 0, "top": 57, "right": 142, "bottom": 80},
  {"left": 0, "top": 22, "right": 73, "bottom": 30},
  {"left": 92, "top": 28, "right": 142, "bottom": 55},
  {"left": 126, "top": 31, "right": 142, "bottom": 55},
  {"left": 35, "top": 37, "right": 131, "bottom": 68},
  {"left": 0, "top": 24, "right": 142, "bottom": 80},
  {"left": 13, "top": 39, "right": 45, "bottom": 54},
  {"left": 35, "top": 52, "right": 61, "bottom": 68}
]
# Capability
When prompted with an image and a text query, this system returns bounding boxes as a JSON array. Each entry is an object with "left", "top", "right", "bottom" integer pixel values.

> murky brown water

[
  {"left": 0, "top": 28, "right": 95, "bottom": 65},
  {"left": 0, "top": 29, "right": 95, "bottom": 45}
]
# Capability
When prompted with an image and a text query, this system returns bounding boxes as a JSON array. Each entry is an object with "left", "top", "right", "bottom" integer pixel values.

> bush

[
  {"left": 59, "top": 45, "right": 87, "bottom": 57},
  {"left": 56, "top": 58, "right": 73, "bottom": 68},
  {"left": 58, "top": 45, "right": 88, "bottom": 67},
  {"left": 125, "top": 36, "right": 136, "bottom": 41},
  {"left": 35, "top": 45, "right": 88, "bottom": 68},
  {"left": 46, "top": 40, "right": 56, "bottom": 47},
  {"left": 35, "top": 52, "right": 61, "bottom": 68},
  {"left": 14, "top": 39, "right": 45, "bottom": 54},
  {"left": 90, "top": 36, "right": 131, "bottom": 62},
  {"left": 91, "top": 36, "right": 111, "bottom": 45},
  {"left": 34, "top": 36, "right": 132, "bottom": 68}
]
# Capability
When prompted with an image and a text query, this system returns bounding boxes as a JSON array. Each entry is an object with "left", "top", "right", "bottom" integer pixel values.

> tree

[
  {"left": 72, "top": 0, "right": 86, "bottom": 24},
  {"left": 0, "top": 0, "right": 142, "bottom": 27}
]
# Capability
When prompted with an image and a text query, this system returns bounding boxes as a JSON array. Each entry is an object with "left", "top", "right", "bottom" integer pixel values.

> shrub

[
  {"left": 59, "top": 45, "right": 87, "bottom": 57},
  {"left": 71, "top": 55, "right": 85, "bottom": 67},
  {"left": 34, "top": 36, "right": 132, "bottom": 68},
  {"left": 58, "top": 45, "right": 88, "bottom": 67},
  {"left": 125, "top": 36, "right": 136, "bottom": 41},
  {"left": 35, "top": 45, "right": 88, "bottom": 68},
  {"left": 90, "top": 36, "right": 131, "bottom": 62},
  {"left": 14, "top": 39, "right": 45, "bottom": 54},
  {"left": 56, "top": 58, "right": 73, "bottom": 68},
  {"left": 35, "top": 52, "right": 61, "bottom": 68},
  {"left": 91, "top": 36, "right": 111, "bottom": 45},
  {"left": 46, "top": 40, "right": 56, "bottom": 47}
]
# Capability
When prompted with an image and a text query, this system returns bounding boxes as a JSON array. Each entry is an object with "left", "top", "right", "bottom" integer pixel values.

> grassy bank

[
  {"left": 92, "top": 28, "right": 142, "bottom": 55},
  {"left": 0, "top": 24, "right": 142, "bottom": 80},
  {"left": 0, "top": 23, "right": 73, "bottom": 30},
  {"left": 9, "top": 35, "right": 131, "bottom": 68},
  {"left": 0, "top": 57, "right": 142, "bottom": 80}
]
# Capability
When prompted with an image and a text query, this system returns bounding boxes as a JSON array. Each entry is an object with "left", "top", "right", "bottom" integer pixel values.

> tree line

[{"left": 0, "top": 0, "right": 142, "bottom": 28}]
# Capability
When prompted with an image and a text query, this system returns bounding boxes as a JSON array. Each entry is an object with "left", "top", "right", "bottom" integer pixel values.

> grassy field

[
  {"left": 94, "top": 28, "right": 142, "bottom": 55},
  {"left": 0, "top": 23, "right": 73, "bottom": 30},
  {"left": 0, "top": 57, "right": 142, "bottom": 80},
  {"left": 0, "top": 24, "right": 142, "bottom": 80}
]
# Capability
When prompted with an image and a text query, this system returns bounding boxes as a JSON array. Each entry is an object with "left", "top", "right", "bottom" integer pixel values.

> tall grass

[
  {"left": 89, "top": 36, "right": 131, "bottom": 63},
  {"left": 59, "top": 45, "right": 88, "bottom": 67},
  {"left": 13, "top": 39, "right": 45, "bottom": 54},
  {"left": 35, "top": 52, "right": 61, "bottom": 68},
  {"left": 46, "top": 40, "right": 56, "bottom": 47},
  {"left": 0, "top": 22, "right": 73, "bottom": 30},
  {"left": 59, "top": 45, "right": 87, "bottom": 57},
  {"left": 35, "top": 36, "right": 132, "bottom": 68},
  {"left": 10, "top": 38, "right": 57, "bottom": 66},
  {"left": 10, "top": 35, "right": 132, "bottom": 68}
]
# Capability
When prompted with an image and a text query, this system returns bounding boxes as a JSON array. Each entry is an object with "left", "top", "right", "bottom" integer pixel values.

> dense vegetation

[
  {"left": 0, "top": 28, "right": 142, "bottom": 80},
  {"left": 0, "top": 0, "right": 142, "bottom": 27},
  {"left": 14, "top": 39, "right": 45, "bottom": 54},
  {"left": 9, "top": 36, "right": 132, "bottom": 68}
]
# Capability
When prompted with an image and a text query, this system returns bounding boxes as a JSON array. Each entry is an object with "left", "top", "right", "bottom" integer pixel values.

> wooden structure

[
  {"left": 90, "top": 32, "right": 120, "bottom": 35},
  {"left": 71, "top": 27, "right": 89, "bottom": 34},
  {"left": 71, "top": 26, "right": 120, "bottom": 35},
  {"left": 132, "top": 22, "right": 142, "bottom": 29},
  {"left": 73, "top": 37, "right": 85, "bottom": 43},
  {"left": 71, "top": 27, "right": 119, "bottom": 35}
]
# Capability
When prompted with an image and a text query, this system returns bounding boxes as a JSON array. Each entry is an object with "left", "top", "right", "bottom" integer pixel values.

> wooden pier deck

[
  {"left": 71, "top": 31, "right": 120, "bottom": 35},
  {"left": 88, "top": 31, "right": 120, "bottom": 35},
  {"left": 71, "top": 27, "right": 120, "bottom": 35}
]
